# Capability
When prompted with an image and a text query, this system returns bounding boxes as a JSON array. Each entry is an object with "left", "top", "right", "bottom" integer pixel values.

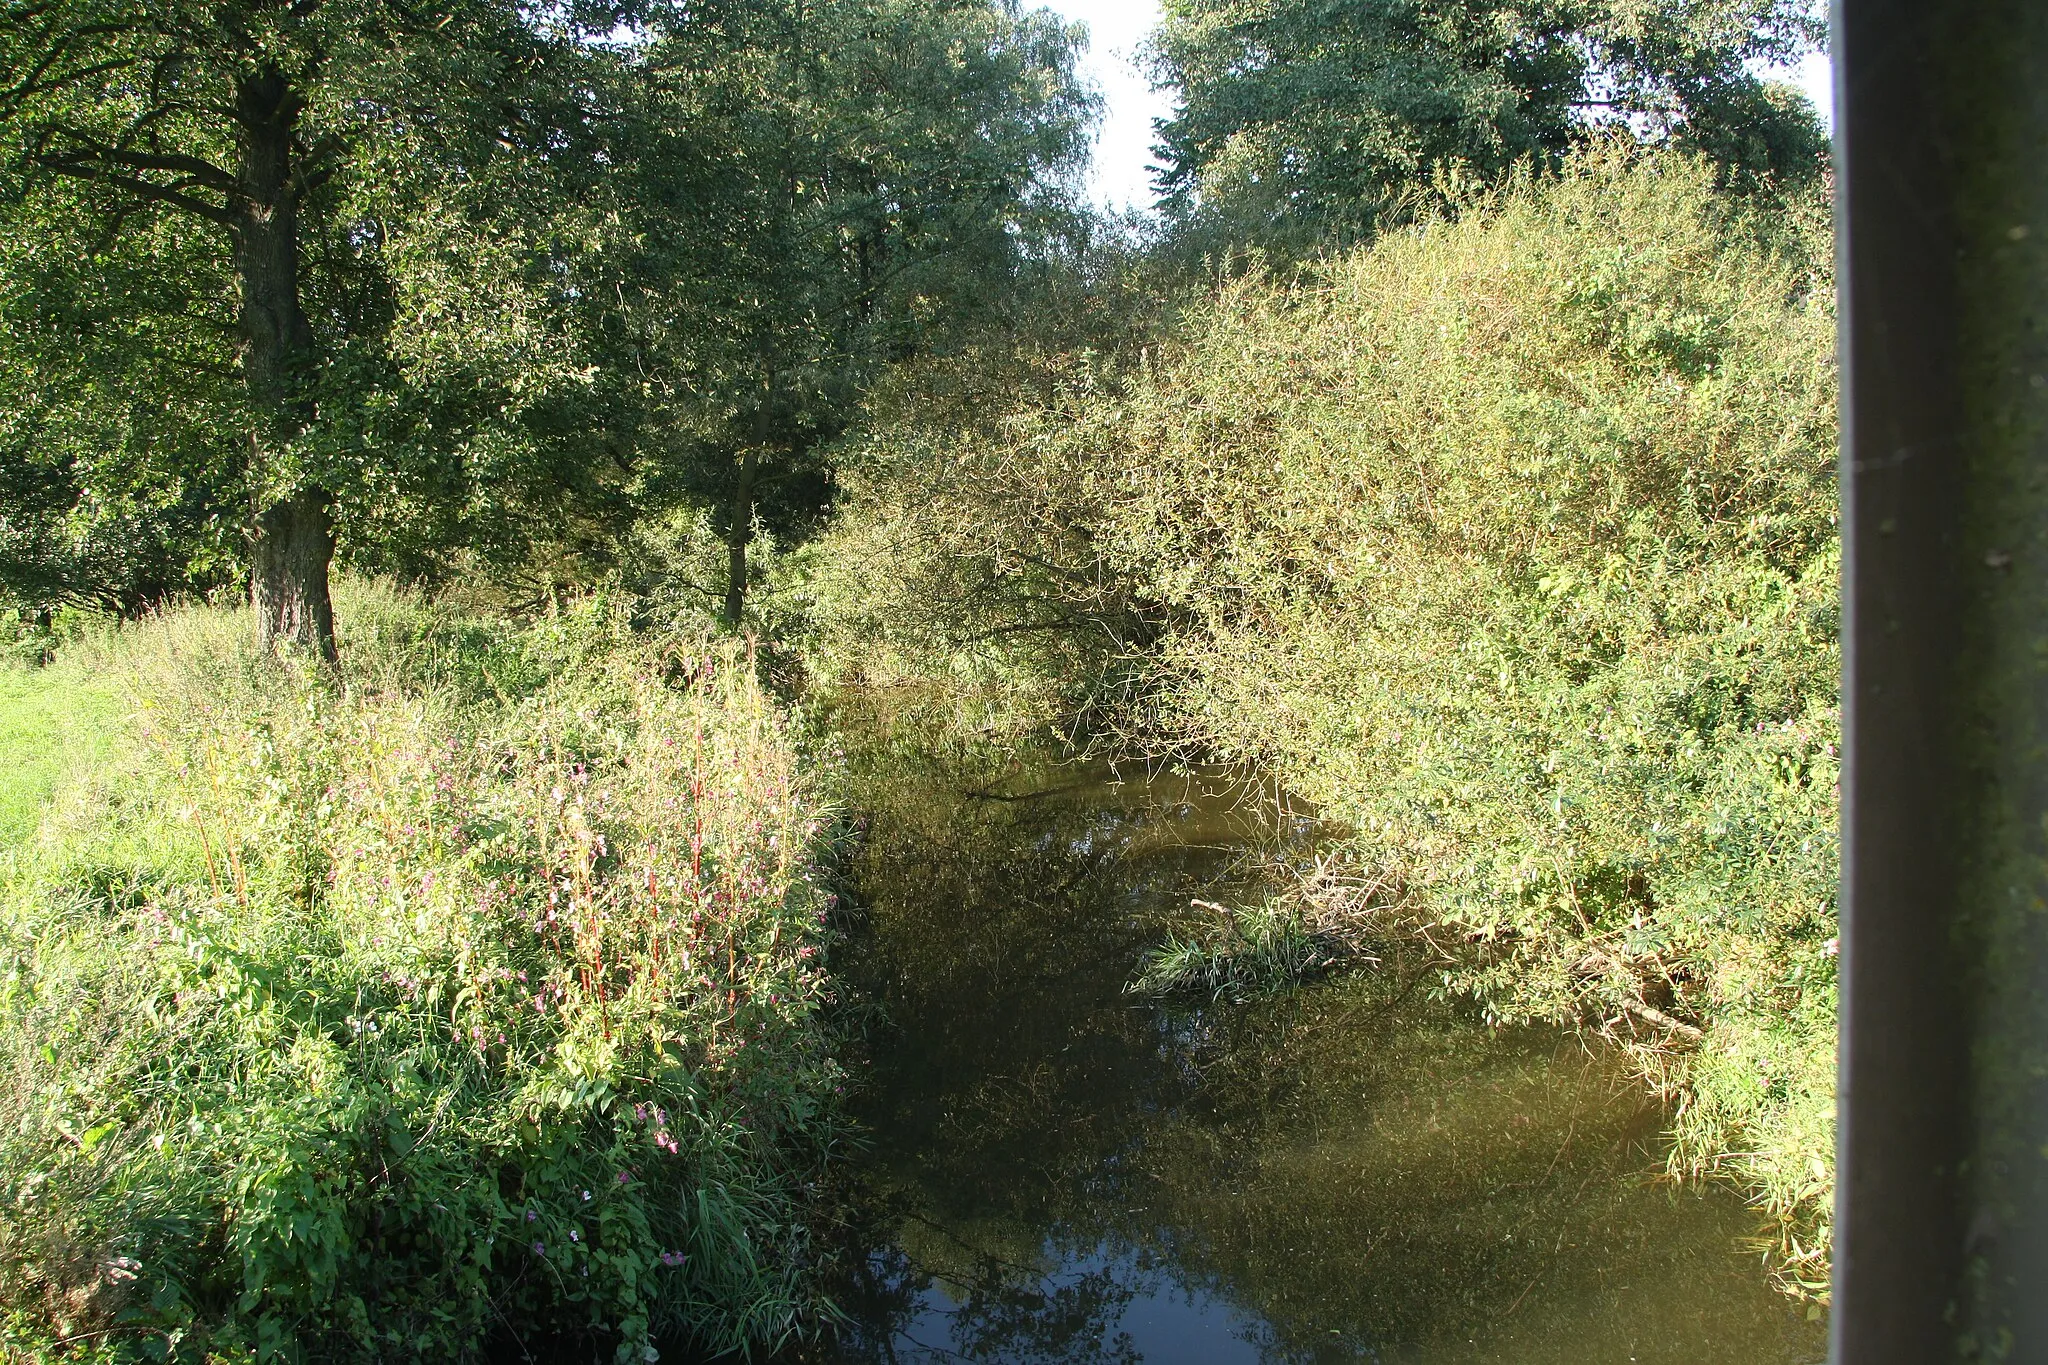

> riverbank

[
  {"left": 0, "top": 584, "right": 845, "bottom": 1362},
  {"left": 795, "top": 148, "right": 1840, "bottom": 1298},
  {"left": 0, "top": 588, "right": 1829, "bottom": 1360}
]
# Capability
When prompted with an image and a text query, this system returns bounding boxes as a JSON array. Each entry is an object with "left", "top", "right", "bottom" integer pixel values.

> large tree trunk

[
  {"left": 723, "top": 447, "right": 757, "bottom": 628},
  {"left": 251, "top": 489, "right": 337, "bottom": 660},
  {"left": 234, "top": 68, "right": 336, "bottom": 660}
]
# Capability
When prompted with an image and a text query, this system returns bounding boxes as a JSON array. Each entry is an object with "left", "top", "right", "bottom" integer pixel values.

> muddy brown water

[{"left": 788, "top": 736, "right": 1827, "bottom": 1365}]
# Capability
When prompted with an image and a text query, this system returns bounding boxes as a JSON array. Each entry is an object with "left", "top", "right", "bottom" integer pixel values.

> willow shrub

[
  {"left": 0, "top": 583, "right": 845, "bottom": 1361},
  {"left": 792, "top": 341, "right": 1169, "bottom": 746},
  {"left": 812, "top": 147, "right": 1839, "bottom": 1293}
]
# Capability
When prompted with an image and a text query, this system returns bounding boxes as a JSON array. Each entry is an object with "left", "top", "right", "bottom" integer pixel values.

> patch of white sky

[
  {"left": 1032, "top": 0, "right": 1834, "bottom": 216},
  {"left": 1037, "top": 0, "right": 1174, "bottom": 214}
]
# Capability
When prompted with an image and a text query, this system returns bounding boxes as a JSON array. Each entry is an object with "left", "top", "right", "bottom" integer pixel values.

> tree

[
  {"left": 0, "top": 178, "right": 245, "bottom": 615},
  {"left": 1148, "top": 0, "right": 1828, "bottom": 252},
  {"left": 592, "top": 0, "right": 1095, "bottom": 623},
  {"left": 0, "top": 0, "right": 618, "bottom": 655}
]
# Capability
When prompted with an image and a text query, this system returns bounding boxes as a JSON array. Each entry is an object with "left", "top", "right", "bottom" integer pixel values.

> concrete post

[{"left": 1835, "top": 1, "right": 2048, "bottom": 1358}]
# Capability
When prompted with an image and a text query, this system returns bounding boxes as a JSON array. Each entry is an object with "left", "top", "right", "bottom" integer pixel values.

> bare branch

[
  {"left": 0, "top": 51, "right": 142, "bottom": 112},
  {"left": 33, "top": 150, "right": 236, "bottom": 226},
  {"left": 92, "top": 145, "right": 240, "bottom": 194}
]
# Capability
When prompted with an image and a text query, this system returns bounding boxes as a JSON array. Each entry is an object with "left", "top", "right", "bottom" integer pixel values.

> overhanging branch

[{"left": 33, "top": 149, "right": 236, "bottom": 226}]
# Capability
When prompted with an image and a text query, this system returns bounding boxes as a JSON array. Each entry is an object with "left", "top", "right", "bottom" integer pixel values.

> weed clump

[
  {"left": 0, "top": 583, "right": 845, "bottom": 1362},
  {"left": 1131, "top": 856, "right": 1393, "bottom": 1000},
  {"left": 1131, "top": 900, "right": 1327, "bottom": 1000}
]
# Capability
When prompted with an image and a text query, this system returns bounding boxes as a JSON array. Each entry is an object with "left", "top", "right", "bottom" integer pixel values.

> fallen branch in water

[
  {"left": 1617, "top": 996, "right": 1704, "bottom": 1042},
  {"left": 1577, "top": 946, "right": 1706, "bottom": 1043}
]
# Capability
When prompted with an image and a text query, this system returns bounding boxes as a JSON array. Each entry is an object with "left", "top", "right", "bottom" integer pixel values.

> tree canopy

[
  {"left": 586, "top": 0, "right": 1094, "bottom": 621},
  {"left": 1, "top": 0, "right": 1828, "bottom": 641},
  {"left": 0, "top": 0, "right": 636, "bottom": 653},
  {"left": 1149, "top": 0, "right": 1828, "bottom": 252},
  {"left": 0, "top": 0, "right": 1093, "bottom": 643}
]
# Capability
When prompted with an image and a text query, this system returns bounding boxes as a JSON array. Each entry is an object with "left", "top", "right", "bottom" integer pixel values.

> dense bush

[
  {"left": 0, "top": 583, "right": 845, "bottom": 1361},
  {"left": 808, "top": 147, "right": 1840, "bottom": 1294},
  {"left": 789, "top": 259, "right": 1172, "bottom": 745}
]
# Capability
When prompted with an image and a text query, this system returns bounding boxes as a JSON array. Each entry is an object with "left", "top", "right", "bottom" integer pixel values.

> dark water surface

[{"left": 790, "top": 737, "right": 1826, "bottom": 1365}]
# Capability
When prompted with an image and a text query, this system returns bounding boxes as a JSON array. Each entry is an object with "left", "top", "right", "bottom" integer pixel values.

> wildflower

[
  {"left": 569, "top": 1229, "right": 581, "bottom": 1242},
  {"left": 659, "top": 1250, "right": 687, "bottom": 1267},
  {"left": 527, "top": 1210, "right": 538, "bottom": 1222},
  {"left": 533, "top": 1242, "right": 546, "bottom": 1256},
  {"left": 617, "top": 1171, "right": 630, "bottom": 1184},
  {"left": 581, "top": 1189, "right": 591, "bottom": 1201}
]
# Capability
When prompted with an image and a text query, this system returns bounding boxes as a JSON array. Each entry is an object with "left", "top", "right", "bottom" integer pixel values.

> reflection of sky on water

[
  {"left": 786, "top": 732, "right": 1825, "bottom": 1365},
  {"left": 870, "top": 1240, "right": 1279, "bottom": 1365}
]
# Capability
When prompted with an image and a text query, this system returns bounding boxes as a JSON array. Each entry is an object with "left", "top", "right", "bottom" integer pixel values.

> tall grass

[{"left": 0, "top": 582, "right": 845, "bottom": 1362}]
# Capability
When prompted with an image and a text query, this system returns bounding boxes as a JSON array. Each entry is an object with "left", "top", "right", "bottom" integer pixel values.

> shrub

[
  {"left": 809, "top": 145, "right": 1840, "bottom": 1294},
  {"left": 0, "top": 582, "right": 845, "bottom": 1361},
  {"left": 1096, "top": 149, "right": 1839, "bottom": 1293},
  {"left": 790, "top": 339, "right": 1171, "bottom": 747}
]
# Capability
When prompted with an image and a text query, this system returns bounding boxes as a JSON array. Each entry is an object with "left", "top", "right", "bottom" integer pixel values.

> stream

[{"left": 787, "top": 729, "right": 1828, "bottom": 1364}]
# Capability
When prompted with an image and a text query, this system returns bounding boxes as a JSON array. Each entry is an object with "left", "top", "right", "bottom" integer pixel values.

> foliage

[
  {"left": 789, "top": 387, "right": 1151, "bottom": 744},
  {"left": 0, "top": 0, "right": 640, "bottom": 642},
  {"left": 1148, "top": 0, "right": 1829, "bottom": 255},
  {"left": 0, "top": 189, "right": 245, "bottom": 614},
  {"left": 589, "top": 0, "right": 1098, "bottom": 622},
  {"left": 0, "top": 583, "right": 846, "bottom": 1360},
  {"left": 806, "top": 147, "right": 1840, "bottom": 1294},
  {"left": 0, "top": 0, "right": 1103, "bottom": 634},
  {"left": 788, "top": 230, "right": 1178, "bottom": 742},
  {"left": 1129, "top": 854, "right": 1394, "bottom": 1000},
  {"left": 1129, "top": 899, "right": 1323, "bottom": 1001}
]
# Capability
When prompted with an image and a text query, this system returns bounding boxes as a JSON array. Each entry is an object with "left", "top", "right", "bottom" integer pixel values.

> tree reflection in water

[{"left": 781, "top": 722, "right": 1826, "bottom": 1365}]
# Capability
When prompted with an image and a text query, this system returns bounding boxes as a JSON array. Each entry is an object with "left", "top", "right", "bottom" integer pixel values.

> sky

[
  {"left": 1038, "top": 0, "right": 1174, "bottom": 213},
  {"left": 1035, "top": 0, "right": 1836, "bottom": 215}
]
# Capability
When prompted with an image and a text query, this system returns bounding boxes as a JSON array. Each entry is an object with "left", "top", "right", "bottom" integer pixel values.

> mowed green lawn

[{"left": 0, "top": 666, "right": 114, "bottom": 847}]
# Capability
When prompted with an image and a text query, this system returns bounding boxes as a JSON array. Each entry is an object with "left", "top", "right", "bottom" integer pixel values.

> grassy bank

[
  {"left": 801, "top": 147, "right": 1840, "bottom": 1296},
  {"left": 0, "top": 671, "right": 111, "bottom": 849},
  {"left": 0, "top": 583, "right": 845, "bottom": 1362}
]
